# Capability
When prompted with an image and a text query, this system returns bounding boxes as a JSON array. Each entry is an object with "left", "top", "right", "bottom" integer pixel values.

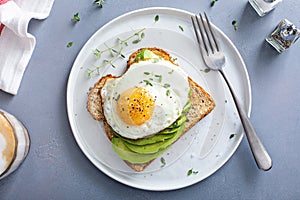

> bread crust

[
  {"left": 87, "top": 47, "right": 215, "bottom": 172},
  {"left": 87, "top": 74, "right": 115, "bottom": 121}
]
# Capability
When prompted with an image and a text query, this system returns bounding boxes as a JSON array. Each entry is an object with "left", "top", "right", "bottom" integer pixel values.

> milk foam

[
  {"left": 0, "top": 132, "right": 7, "bottom": 174},
  {"left": 0, "top": 110, "right": 30, "bottom": 180}
]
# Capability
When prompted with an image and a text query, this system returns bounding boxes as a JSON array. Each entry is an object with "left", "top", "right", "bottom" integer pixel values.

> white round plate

[{"left": 67, "top": 7, "right": 251, "bottom": 191}]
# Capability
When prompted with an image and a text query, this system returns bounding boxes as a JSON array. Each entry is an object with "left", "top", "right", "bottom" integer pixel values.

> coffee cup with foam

[{"left": 0, "top": 109, "right": 30, "bottom": 180}]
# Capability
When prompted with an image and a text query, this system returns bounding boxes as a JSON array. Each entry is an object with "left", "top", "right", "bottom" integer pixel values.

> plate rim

[{"left": 66, "top": 6, "right": 252, "bottom": 191}]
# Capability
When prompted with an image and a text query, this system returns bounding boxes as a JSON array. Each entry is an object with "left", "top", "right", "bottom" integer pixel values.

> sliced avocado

[
  {"left": 111, "top": 137, "right": 168, "bottom": 164},
  {"left": 188, "top": 89, "right": 192, "bottom": 98},
  {"left": 122, "top": 132, "right": 175, "bottom": 146},
  {"left": 168, "top": 115, "right": 187, "bottom": 129},
  {"left": 111, "top": 101, "right": 191, "bottom": 162},
  {"left": 182, "top": 101, "right": 191, "bottom": 114},
  {"left": 159, "top": 126, "right": 181, "bottom": 135},
  {"left": 135, "top": 49, "right": 160, "bottom": 62},
  {"left": 124, "top": 125, "right": 186, "bottom": 154},
  {"left": 159, "top": 101, "right": 190, "bottom": 134}
]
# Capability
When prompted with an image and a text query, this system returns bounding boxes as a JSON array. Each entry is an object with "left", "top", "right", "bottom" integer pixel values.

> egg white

[{"left": 101, "top": 60, "right": 190, "bottom": 139}]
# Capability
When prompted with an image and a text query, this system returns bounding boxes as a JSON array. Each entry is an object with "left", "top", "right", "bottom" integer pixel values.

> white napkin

[{"left": 0, "top": 0, "right": 54, "bottom": 95}]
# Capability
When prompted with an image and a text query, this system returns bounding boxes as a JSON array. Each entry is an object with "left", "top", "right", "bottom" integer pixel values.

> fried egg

[{"left": 101, "top": 60, "right": 190, "bottom": 139}]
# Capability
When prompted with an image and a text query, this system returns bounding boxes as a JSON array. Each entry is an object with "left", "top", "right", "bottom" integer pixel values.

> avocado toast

[{"left": 87, "top": 47, "right": 215, "bottom": 172}]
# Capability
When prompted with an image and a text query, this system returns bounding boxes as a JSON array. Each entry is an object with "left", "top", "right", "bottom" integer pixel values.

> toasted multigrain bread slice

[{"left": 87, "top": 47, "right": 215, "bottom": 172}]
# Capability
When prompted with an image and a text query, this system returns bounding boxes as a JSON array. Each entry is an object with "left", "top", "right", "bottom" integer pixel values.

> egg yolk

[{"left": 117, "top": 87, "right": 155, "bottom": 126}]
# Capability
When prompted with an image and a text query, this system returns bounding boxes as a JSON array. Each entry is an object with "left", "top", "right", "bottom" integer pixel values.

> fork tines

[{"left": 191, "top": 12, "right": 219, "bottom": 55}]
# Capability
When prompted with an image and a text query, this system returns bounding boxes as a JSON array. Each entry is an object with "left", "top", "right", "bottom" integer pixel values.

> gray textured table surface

[{"left": 1, "top": 0, "right": 300, "bottom": 199}]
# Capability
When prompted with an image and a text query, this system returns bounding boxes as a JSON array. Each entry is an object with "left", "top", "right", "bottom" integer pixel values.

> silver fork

[{"left": 191, "top": 13, "right": 272, "bottom": 171}]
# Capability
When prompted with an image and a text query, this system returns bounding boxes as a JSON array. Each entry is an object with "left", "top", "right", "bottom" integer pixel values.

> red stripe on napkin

[
  {"left": 0, "top": 0, "right": 10, "bottom": 35},
  {"left": 0, "top": 0, "right": 10, "bottom": 5},
  {"left": 0, "top": 24, "right": 4, "bottom": 35}
]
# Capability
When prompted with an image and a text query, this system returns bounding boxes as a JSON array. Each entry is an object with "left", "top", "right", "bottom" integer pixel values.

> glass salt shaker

[
  {"left": 248, "top": 0, "right": 282, "bottom": 16},
  {"left": 266, "top": 19, "right": 300, "bottom": 53},
  {"left": 0, "top": 109, "right": 30, "bottom": 180}
]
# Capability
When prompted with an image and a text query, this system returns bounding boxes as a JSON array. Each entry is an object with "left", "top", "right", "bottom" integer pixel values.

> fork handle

[{"left": 219, "top": 69, "right": 272, "bottom": 171}]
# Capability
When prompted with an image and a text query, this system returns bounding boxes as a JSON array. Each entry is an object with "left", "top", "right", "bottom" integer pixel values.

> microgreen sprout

[
  {"left": 160, "top": 157, "right": 166, "bottom": 168},
  {"left": 132, "top": 32, "right": 145, "bottom": 44},
  {"left": 211, "top": 0, "right": 218, "bottom": 7},
  {"left": 166, "top": 90, "right": 170, "bottom": 96},
  {"left": 143, "top": 80, "right": 153, "bottom": 86},
  {"left": 200, "top": 68, "right": 211, "bottom": 73},
  {"left": 229, "top": 133, "right": 236, "bottom": 139},
  {"left": 67, "top": 42, "right": 73, "bottom": 48},
  {"left": 187, "top": 168, "right": 199, "bottom": 176},
  {"left": 72, "top": 13, "right": 80, "bottom": 23},
  {"left": 93, "top": 49, "right": 103, "bottom": 59},
  {"left": 154, "top": 15, "right": 159, "bottom": 22},
  {"left": 94, "top": 0, "right": 106, "bottom": 8},
  {"left": 86, "top": 28, "right": 146, "bottom": 77},
  {"left": 232, "top": 20, "right": 238, "bottom": 31},
  {"left": 179, "top": 25, "right": 184, "bottom": 32}
]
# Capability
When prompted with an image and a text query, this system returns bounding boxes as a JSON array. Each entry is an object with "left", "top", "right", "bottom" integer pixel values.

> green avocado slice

[
  {"left": 111, "top": 137, "right": 168, "bottom": 164},
  {"left": 124, "top": 125, "right": 186, "bottom": 154},
  {"left": 113, "top": 108, "right": 188, "bottom": 144},
  {"left": 135, "top": 49, "right": 160, "bottom": 62},
  {"left": 168, "top": 115, "right": 187, "bottom": 129},
  {"left": 158, "top": 126, "right": 181, "bottom": 135},
  {"left": 111, "top": 98, "right": 191, "bottom": 162},
  {"left": 121, "top": 132, "right": 175, "bottom": 146},
  {"left": 182, "top": 101, "right": 191, "bottom": 114}
]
